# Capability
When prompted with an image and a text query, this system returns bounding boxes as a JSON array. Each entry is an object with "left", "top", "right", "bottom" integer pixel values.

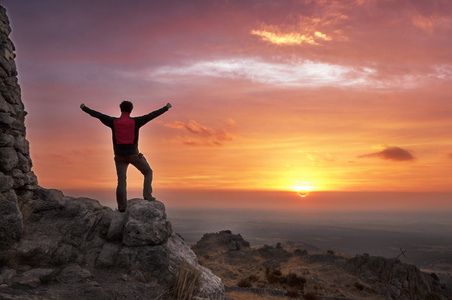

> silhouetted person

[{"left": 80, "top": 101, "right": 172, "bottom": 212}]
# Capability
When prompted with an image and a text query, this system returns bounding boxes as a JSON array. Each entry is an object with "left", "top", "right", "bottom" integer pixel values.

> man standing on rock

[{"left": 80, "top": 101, "right": 172, "bottom": 212}]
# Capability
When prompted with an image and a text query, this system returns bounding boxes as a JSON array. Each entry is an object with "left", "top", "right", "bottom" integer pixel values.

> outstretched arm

[
  {"left": 80, "top": 103, "right": 115, "bottom": 126},
  {"left": 134, "top": 103, "right": 172, "bottom": 126}
]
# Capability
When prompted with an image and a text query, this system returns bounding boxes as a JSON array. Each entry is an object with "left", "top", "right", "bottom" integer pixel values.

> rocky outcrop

[
  {"left": 1, "top": 189, "right": 225, "bottom": 299},
  {"left": 0, "top": 5, "right": 37, "bottom": 250},
  {"left": 0, "top": 5, "right": 225, "bottom": 299},
  {"left": 192, "top": 230, "right": 251, "bottom": 255},
  {"left": 345, "top": 253, "right": 448, "bottom": 300}
]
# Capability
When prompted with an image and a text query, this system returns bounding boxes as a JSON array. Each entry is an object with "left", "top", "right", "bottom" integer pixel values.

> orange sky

[{"left": 3, "top": 0, "right": 452, "bottom": 200}]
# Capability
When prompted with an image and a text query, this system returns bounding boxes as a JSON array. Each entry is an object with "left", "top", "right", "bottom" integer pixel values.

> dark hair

[{"left": 120, "top": 101, "right": 133, "bottom": 113}]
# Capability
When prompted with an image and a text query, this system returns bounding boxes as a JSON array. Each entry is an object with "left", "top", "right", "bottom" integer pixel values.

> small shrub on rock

[
  {"left": 265, "top": 268, "right": 306, "bottom": 295},
  {"left": 294, "top": 249, "right": 308, "bottom": 256},
  {"left": 286, "top": 272, "right": 306, "bottom": 289},
  {"left": 355, "top": 281, "right": 365, "bottom": 291},
  {"left": 237, "top": 278, "right": 252, "bottom": 288},
  {"left": 266, "top": 268, "right": 284, "bottom": 284},
  {"left": 430, "top": 273, "right": 440, "bottom": 282},
  {"left": 426, "top": 293, "right": 442, "bottom": 300}
]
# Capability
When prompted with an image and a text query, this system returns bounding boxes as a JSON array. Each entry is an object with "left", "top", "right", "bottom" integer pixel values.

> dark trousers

[{"left": 114, "top": 153, "right": 153, "bottom": 211}]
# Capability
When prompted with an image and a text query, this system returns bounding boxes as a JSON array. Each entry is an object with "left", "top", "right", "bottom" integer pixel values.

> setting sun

[
  {"left": 291, "top": 184, "right": 315, "bottom": 198},
  {"left": 298, "top": 190, "right": 309, "bottom": 198}
]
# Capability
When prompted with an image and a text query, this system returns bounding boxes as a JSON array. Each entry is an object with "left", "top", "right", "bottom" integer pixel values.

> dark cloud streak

[{"left": 358, "top": 146, "right": 415, "bottom": 162}]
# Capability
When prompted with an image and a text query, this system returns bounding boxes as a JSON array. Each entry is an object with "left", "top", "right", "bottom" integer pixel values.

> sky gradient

[{"left": 2, "top": 0, "right": 452, "bottom": 208}]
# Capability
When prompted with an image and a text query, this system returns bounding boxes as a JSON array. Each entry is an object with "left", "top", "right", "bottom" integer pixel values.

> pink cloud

[{"left": 165, "top": 119, "right": 238, "bottom": 146}]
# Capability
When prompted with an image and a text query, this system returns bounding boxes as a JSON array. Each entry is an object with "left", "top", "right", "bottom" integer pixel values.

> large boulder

[{"left": 122, "top": 199, "right": 172, "bottom": 246}]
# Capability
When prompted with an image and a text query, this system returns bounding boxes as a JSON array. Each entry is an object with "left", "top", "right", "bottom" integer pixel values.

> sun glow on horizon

[{"left": 290, "top": 183, "right": 315, "bottom": 198}]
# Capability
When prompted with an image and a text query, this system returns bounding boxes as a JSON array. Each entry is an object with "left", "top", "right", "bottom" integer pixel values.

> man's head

[{"left": 120, "top": 101, "right": 133, "bottom": 113}]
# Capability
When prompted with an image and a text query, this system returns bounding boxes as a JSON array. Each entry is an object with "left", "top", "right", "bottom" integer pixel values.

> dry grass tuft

[
  {"left": 171, "top": 260, "right": 203, "bottom": 300},
  {"left": 18, "top": 200, "right": 35, "bottom": 233}
]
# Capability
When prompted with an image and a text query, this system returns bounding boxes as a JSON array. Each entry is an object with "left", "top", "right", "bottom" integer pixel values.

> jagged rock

[
  {"left": 58, "top": 264, "right": 93, "bottom": 283},
  {"left": 256, "top": 244, "right": 294, "bottom": 270},
  {"left": 96, "top": 242, "right": 121, "bottom": 267},
  {"left": 0, "top": 171, "right": 14, "bottom": 192},
  {"left": 192, "top": 230, "right": 251, "bottom": 255},
  {"left": 16, "top": 152, "right": 31, "bottom": 173},
  {"left": 127, "top": 198, "right": 167, "bottom": 220},
  {"left": 13, "top": 135, "right": 28, "bottom": 155},
  {"left": 0, "top": 147, "right": 17, "bottom": 172},
  {"left": 122, "top": 218, "right": 172, "bottom": 246},
  {"left": 0, "top": 190, "right": 23, "bottom": 249},
  {"left": 105, "top": 211, "right": 126, "bottom": 241},
  {"left": 1, "top": 269, "right": 16, "bottom": 285},
  {"left": 345, "top": 253, "right": 448, "bottom": 300},
  {"left": 11, "top": 268, "right": 55, "bottom": 288},
  {"left": 26, "top": 188, "right": 65, "bottom": 213},
  {"left": 0, "top": 132, "right": 14, "bottom": 147}
]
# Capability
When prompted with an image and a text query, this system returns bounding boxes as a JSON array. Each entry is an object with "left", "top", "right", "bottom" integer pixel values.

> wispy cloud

[
  {"left": 358, "top": 146, "right": 415, "bottom": 162},
  {"left": 150, "top": 58, "right": 373, "bottom": 87},
  {"left": 251, "top": 29, "right": 328, "bottom": 45},
  {"left": 250, "top": 2, "right": 348, "bottom": 47},
  {"left": 149, "top": 57, "right": 451, "bottom": 89},
  {"left": 165, "top": 119, "right": 238, "bottom": 146}
]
